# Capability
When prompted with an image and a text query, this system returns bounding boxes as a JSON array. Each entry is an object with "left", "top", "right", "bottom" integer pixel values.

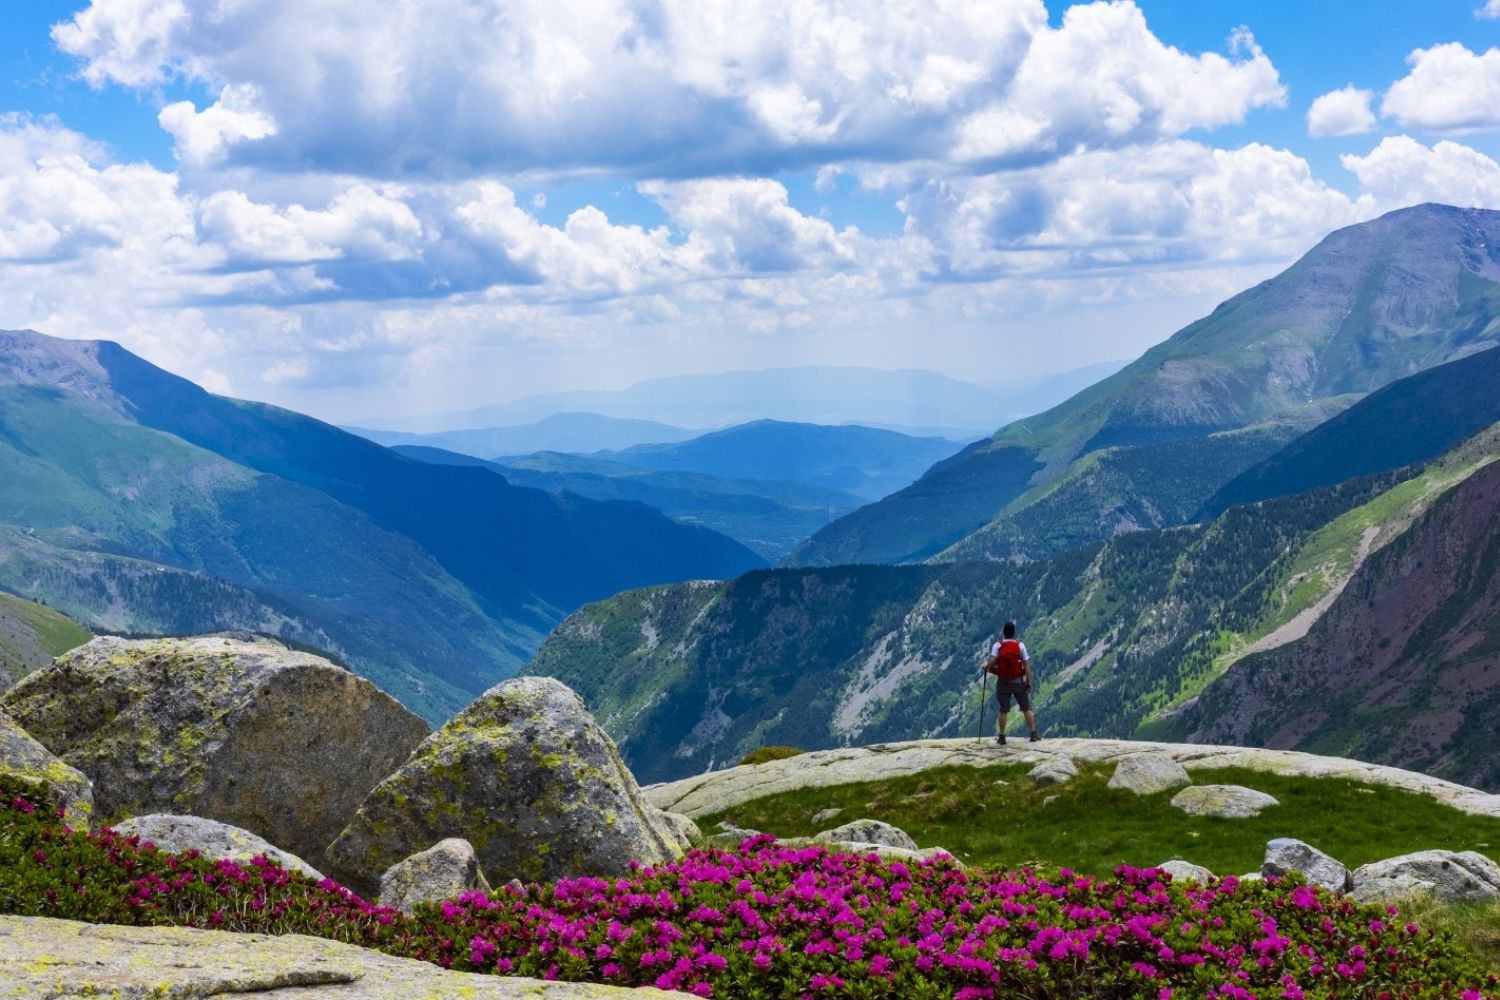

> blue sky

[{"left": 2, "top": 0, "right": 1500, "bottom": 422}]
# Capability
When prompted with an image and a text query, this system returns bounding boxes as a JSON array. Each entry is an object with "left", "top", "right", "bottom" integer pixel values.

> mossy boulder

[
  {"left": 0, "top": 634, "right": 429, "bottom": 865},
  {"left": 379, "top": 838, "right": 490, "bottom": 913},
  {"left": 327, "top": 677, "right": 683, "bottom": 896},
  {"left": 0, "top": 710, "right": 93, "bottom": 828}
]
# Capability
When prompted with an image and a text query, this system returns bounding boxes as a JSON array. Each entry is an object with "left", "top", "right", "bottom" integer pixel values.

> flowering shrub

[{"left": 2, "top": 780, "right": 1495, "bottom": 998}]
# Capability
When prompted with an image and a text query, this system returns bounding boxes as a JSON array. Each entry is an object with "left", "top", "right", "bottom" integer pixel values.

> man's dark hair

[{"left": 1003, "top": 621, "right": 1016, "bottom": 639}]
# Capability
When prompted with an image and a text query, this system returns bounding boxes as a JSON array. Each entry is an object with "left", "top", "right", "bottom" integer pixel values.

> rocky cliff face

[{"left": 1187, "top": 459, "right": 1500, "bottom": 789}]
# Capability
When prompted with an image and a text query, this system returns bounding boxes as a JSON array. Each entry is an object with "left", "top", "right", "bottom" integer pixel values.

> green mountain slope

[
  {"left": 1202, "top": 344, "right": 1500, "bottom": 518},
  {"left": 792, "top": 204, "right": 1500, "bottom": 566},
  {"left": 528, "top": 420, "right": 1500, "bottom": 786},
  {"left": 601, "top": 420, "right": 968, "bottom": 502},
  {"left": 0, "top": 590, "right": 90, "bottom": 689},
  {"left": 0, "top": 329, "right": 766, "bottom": 722},
  {"left": 396, "top": 446, "right": 862, "bottom": 561}
]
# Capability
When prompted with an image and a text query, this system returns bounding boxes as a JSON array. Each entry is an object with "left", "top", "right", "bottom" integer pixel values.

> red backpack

[{"left": 988, "top": 639, "right": 1026, "bottom": 681}]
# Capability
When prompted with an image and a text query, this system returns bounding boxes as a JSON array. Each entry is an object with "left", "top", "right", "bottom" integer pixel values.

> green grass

[
  {"left": 701, "top": 763, "right": 1500, "bottom": 879},
  {"left": 1397, "top": 895, "right": 1500, "bottom": 971},
  {"left": 0, "top": 591, "right": 92, "bottom": 657}
]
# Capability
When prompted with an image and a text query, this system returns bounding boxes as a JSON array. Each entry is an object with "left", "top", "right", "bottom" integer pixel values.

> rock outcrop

[
  {"left": 1108, "top": 753, "right": 1191, "bottom": 796},
  {"left": 111, "top": 814, "right": 326, "bottom": 881},
  {"left": 327, "top": 677, "right": 683, "bottom": 896},
  {"left": 379, "top": 838, "right": 491, "bottom": 913},
  {"left": 1029, "top": 756, "right": 1079, "bottom": 787},
  {"left": 1158, "top": 860, "right": 1213, "bottom": 883},
  {"left": 0, "top": 914, "right": 685, "bottom": 998},
  {"left": 1262, "top": 838, "right": 1350, "bottom": 892},
  {"left": 0, "top": 634, "right": 430, "bottom": 866},
  {"left": 1170, "top": 785, "right": 1279, "bottom": 819},
  {"left": 0, "top": 710, "right": 92, "bottom": 828},
  {"left": 642, "top": 739, "right": 1500, "bottom": 821},
  {"left": 813, "top": 818, "right": 918, "bottom": 851},
  {"left": 1350, "top": 850, "right": 1500, "bottom": 904}
]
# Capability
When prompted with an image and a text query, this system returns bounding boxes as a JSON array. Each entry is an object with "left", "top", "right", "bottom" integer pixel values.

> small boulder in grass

[
  {"left": 379, "top": 838, "right": 490, "bottom": 913},
  {"left": 1158, "top": 859, "right": 1213, "bottom": 884},
  {"left": 1170, "top": 784, "right": 1278, "bottom": 819},
  {"left": 1350, "top": 850, "right": 1500, "bottom": 904},
  {"left": 813, "top": 818, "right": 917, "bottom": 851},
  {"left": 810, "top": 807, "right": 842, "bottom": 826},
  {"left": 1108, "top": 753, "right": 1191, "bottom": 796},
  {"left": 1262, "top": 838, "right": 1350, "bottom": 893},
  {"left": 1029, "top": 756, "right": 1078, "bottom": 787}
]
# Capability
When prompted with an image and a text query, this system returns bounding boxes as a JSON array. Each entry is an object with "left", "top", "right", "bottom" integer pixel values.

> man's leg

[
  {"left": 997, "top": 709, "right": 1009, "bottom": 734},
  {"left": 1023, "top": 709, "right": 1037, "bottom": 732}
]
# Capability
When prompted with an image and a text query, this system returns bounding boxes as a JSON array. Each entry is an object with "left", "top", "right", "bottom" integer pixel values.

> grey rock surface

[
  {"left": 0, "top": 914, "right": 685, "bottom": 998},
  {"left": 379, "top": 838, "right": 490, "bottom": 913},
  {"left": 1169, "top": 784, "right": 1279, "bottom": 819},
  {"left": 1158, "top": 859, "right": 1214, "bottom": 883},
  {"left": 1351, "top": 850, "right": 1500, "bottom": 904},
  {"left": 810, "top": 807, "right": 843, "bottom": 826},
  {"left": 0, "top": 635, "right": 428, "bottom": 866},
  {"left": 112, "top": 814, "right": 326, "bottom": 881},
  {"left": 813, "top": 818, "right": 918, "bottom": 851},
  {"left": 643, "top": 738, "right": 1500, "bottom": 820},
  {"left": 816, "top": 840, "right": 965, "bottom": 868},
  {"left": 1108, "top": 753, "right": 1191, "bottom": 796},
  {"left": 1262, "top": 838, "right": 1350, "bottom": 892},
  {"left": 327, "top": 677, "right": 682, "bottom": 896},
  {"left": 704, "top": 826, "right": 760, "bottom": 849},
  {"left": 0, "top": 710, "right": 92, "bottom": 828},
  {"left": 1029, "top": 756, "right": 1078, "bottom": 787},
  {"left": 652, "top": 809, "right": 700, "bottom": 849}
]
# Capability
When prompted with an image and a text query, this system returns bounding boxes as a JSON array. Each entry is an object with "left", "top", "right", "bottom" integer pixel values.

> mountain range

[
  {"left": 348, "top": 412, "right": 700, "bottom": 460},
  {"left": 790, "top": 204, "right": 1500, "bottom": 567},
  {"left": 0, "top": 330, "right": 764, "bottom": 721}
]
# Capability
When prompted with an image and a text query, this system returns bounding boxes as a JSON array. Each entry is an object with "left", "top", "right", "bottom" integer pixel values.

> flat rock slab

[
  {"left": 644, "top": 738, "right": 1500, "bottom": 820},
  {"left": 1171, "top": 784, "right": 1279, "bottom": 819},
  {"left": 112, "top": 814, "right": 326, "bottom": 882},
  {"left": 0, "top": 914, "right": 686, "bottom": 998}
]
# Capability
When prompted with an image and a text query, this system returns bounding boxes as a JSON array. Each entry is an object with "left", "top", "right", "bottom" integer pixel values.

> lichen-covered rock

[
  {"left": 0, "top": 635, "right": 429, "bottom": 866},
  {"left": 813, "top": 818, "right": 918, "bottom": 851},
  {"left": 1350, "top": 850, "right": 1500, "bottom": 904},
  {"left": 326, "top": 677, "right": 682, "bottom": 896},
  {"left": 1108, "top": 753, "right": 1191, "bottom": 796},
  {"left": 111, "top": 814, "right": 326, "bottom": 881},
  {"left": 653, "top": 808, "right": 701, "bottom": 849},
  {"left": 379, "top": 838, "right": 490, "bottom": 913},
  {"left": 1262, "top": 838, "right": 1350, "bottom": 893},
  {"left": 1029, "top": 756, "right": 1078, "bottom": 787},
  {"left": 1169, "top": 784, "right": 1279, "bottom": 818},
  {"left": 0, "top": 710, "right": 92, "bottom": 828},
  {"left": 1158, "top": 860, "right": 1214, "bottom": 883},
  {"left": 0, "top": 914, "right": 683, "bottom": 998}
]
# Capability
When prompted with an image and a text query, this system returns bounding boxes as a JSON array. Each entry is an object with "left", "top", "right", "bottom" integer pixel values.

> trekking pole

[{"left": 976, "top": 667, "right": 988, "bottom": 744}]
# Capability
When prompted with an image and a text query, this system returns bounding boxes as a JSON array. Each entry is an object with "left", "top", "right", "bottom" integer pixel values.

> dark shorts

[{"left": 995, "top": 679, "right": 1031, "bottom": 711}]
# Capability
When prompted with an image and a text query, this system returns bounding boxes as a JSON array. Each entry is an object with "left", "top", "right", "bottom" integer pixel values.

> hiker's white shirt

[{"left": 990, "top": 640, "right": 1029, "bottom": 661}]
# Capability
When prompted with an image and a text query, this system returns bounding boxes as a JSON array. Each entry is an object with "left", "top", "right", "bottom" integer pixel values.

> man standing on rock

[{"left": 985, "top": 622, "right": 1039, "bottom": 745}]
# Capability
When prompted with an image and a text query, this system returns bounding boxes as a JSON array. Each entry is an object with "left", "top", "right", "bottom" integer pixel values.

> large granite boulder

[
  {"left": 1350, "top": 850, "right": 1500, "bottom": 904},
  {"left": 327, "top": 677, "right": 683, "bottom": 896},
  {"left": 1169, "top": 784, "right": 1279, "bottom": 818},
  {"left": 0, "top": 635, "right": 429, "bottom": 865},
  {"left": 0, "top": 710, "right": 93, "bottom": 828},
  {"left": 0, "top": 914, "right": 684, "bottom": 998},
  {"left": 813, "top": 818, "right": 918, "bottom": 851},
  {"left": 1262, "top": 838, "right": 1350, "bottom": 893},
  {"left": 379, "top": 839, "right": 491, "bottom": 913},
  {"left": 111, "top": 814, "right": 326, "bottom": 881},
  {"left": 1108, "top": 753, "right": 1191, "bottom": 796}
]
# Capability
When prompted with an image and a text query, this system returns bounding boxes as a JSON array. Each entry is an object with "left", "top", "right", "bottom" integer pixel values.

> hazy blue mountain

[
  {"left": 0, "top": 329, "right": 765, "bottom": 721},
  {"left": 598, "top": 420, "right": 970, "bottom": 502},
  {"left": 395, "top": 446, "right": 863, "bottom": 561},
  {"left": 354, "top": 365, "right": 1112, "bottom": 435},
  {"left": 792, "top": 204, "right": 1500, "bottom": 566},
  {"left": 347, "top": 412, "right": 698, "bottom": 459},
  {"left": 1201, "top": 344, "right": 1500, "bottom": 519},
  {"left": 979, "top": 360, "right": 1131, "bottom": 419}
]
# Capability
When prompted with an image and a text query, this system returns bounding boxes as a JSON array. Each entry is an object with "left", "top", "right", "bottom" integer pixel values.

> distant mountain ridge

[
  {"left": 0, "top": 329, "right": 764, "bottom": 721},
  {"left": 792, "top": 204, "right": 1500, "bottom": 567},
  {"left": 348, "top": 412, "right": 699, "bottom": 459},
  {"left": 353, "top": 362, "right": 1127, "bottom": 437}
]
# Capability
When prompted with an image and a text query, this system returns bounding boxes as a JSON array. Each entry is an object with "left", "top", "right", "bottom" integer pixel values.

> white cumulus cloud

[
  {"left": 1307, "top": 86, "right": 1377, "bottom": 137},
  {"left": 158, "top": 84, "right": 277, "bottom": 166},
  {"left": 1343, "top": 136, "right": 1500, "bottom": 212},
  {"left": 1479, "top": 0, "right": 1500, "bottom": 19},
  {"left": 1382, "top": 43, "right": 1500, "bottom": 133}
]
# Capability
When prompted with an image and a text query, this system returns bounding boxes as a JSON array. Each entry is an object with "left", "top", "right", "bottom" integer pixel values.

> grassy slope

[{"left": 0, "top": 591, "right": 91, "bottom": 688}]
